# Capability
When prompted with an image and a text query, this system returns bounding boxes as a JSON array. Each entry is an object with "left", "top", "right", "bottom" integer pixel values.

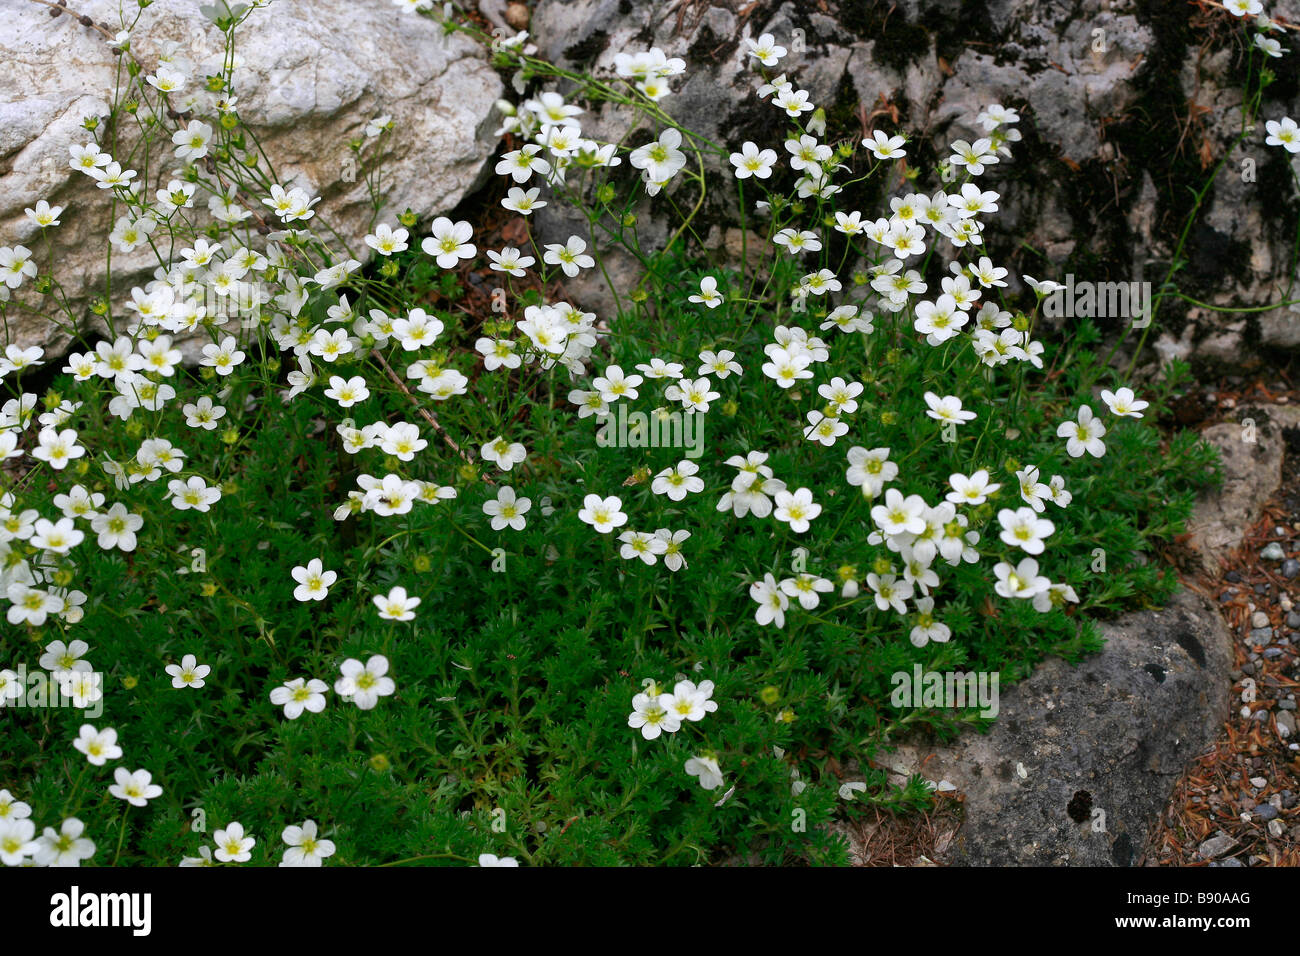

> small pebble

[
  {"left": 1278, "top": 711, "right": 1297, "bottom": 737},
  {"left": 1251, "top": 627, "right": 1274, "bottom": 643},
  {"left": 1199, "top": 833, "right": 1236, "bottom": 859},
  {"left": 1252, "top": 611, "right": 1270, "bottom": 628},
  {"left": 1255, "top": 804, "right": 1279, "bottom": 821},
  {"left": 1263, "top": 647, "right": 1283, "bottom": 659},
  {"left": 1269, "top": 819, "right": 1286, "bottom": 838},
  {"left": 1219, "top": 590, "right": 1237, "bottom": 603},
  {"left": 1250, "top": 776, "right": 1268, "bottom": 788},
  {"left": 1283, "top": 558, "right": 1300, "bottom": 580},
  {"left": 1288, "top": 611, "right": 1300, "bottom": 628},
  {"left": 1262, "top": 543, "right": 1286, "bottom": 561},
  {"left": 1242, "top": 661, "right": 1257, "bottom": 675},
  {"left": 1227, "top": 571, "right": 1243, "bottom": 583},
  {"left": 1279, "top": 699, "right": 1297, "bottom": 711}
]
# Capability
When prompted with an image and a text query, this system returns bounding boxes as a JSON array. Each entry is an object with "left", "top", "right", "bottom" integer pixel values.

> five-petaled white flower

[
  {"left": 291, "top": 558, "right": 338, "bottom": 602},
  {"left": 214, "top": 822, "right": 255, "bottom": 863},
  {"left": 578, "top": 494, "right": 627, "bottom": 534},
  {"left": 373, "top": 587, "right": 420, "bottom": 622},
  {"left": 335, "top": 655, "right": 396, "bottom": 710},
  {"left": 109, "top": 768, "right": 162, "bottom": 807},
  {"left": 165, "top": 654, "right": 211, "bottom": 689},
  {"left": 280, "top": 820, "right": 336, "bottom": 867},
  {"left": 483, "top": 486, "right": 532, "bottom": 531},
  {"left": 421, "top": 217, "right": 476, "bottom": 268},
  {"left": 270, "top": 677, "right": 329, "bottom": 719},
  {"left": 1057, "top": 405, "right": 1107, "bottom": 458}
]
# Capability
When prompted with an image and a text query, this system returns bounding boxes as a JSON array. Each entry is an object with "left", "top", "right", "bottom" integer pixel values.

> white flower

[
  {"left": 483, "top": 486, "right": 532, "bottom": 531},
  {"left": 998, "top": 507, "right": 1055, "bottom": 555},
  {"left": 993, "top": 557, "right": 1051, "bottom": 599},
  {"left": 324, "top": 375, "right": 370, "bottom": 408},
  {"left": 109, "top": 768, "right": 162, "bottom": 807},
  {"left": 1254, "top": 34, "right": 1287, "bottom": 58},
  {"left": 578, "top": 494, "right": 627, "bottom": 534},
  {"left": 909, "top": 596, "right": 951, "bottom": 648},
  {"left": 1057, "top": 405, "right": 1107, "bottom": 458},
  {"left": 863, "top": 130, "right": 906, "bottom": 160},
  {"left": 478, "top": 852, "right": 519, "bottom": 866},
  {"left": 652, "top": 460, "right": 704, "bottom": 501},
  {"left": 750, "top": 573, "right": 789, "bottom": 628},
  {"left": 949, "top": 138, "right": 999, "bottom": 175},
  {"left": 871, "top": 488, "right": 927, "bottom": 536},
  {"left": 629, "top": 128, "right": 687, "bottom": 182},
  {"left": 667, "top": 376, "right": 720, "bottom": 413},
  {"left": 542, "top": 235, "right": 594, "bottom": 277},
  {"left": 481, "top": 436, "right": 527, "bottom": 472},
  {"left": 684, "top": 755, "right": 724, "bottom": 790},
  {"left": 365, "top": 223, "right": 409, "bottom": 255},
  {"left": 280, "top": 820, "right": 336, "bottom": 867},
  {"left": 592, "top": 364, "right": 643, "bottom": 403},
  {"left": 866, "top": 572, "right": 912, "bottom": 614},
  {"left": 773, "top": 487, "right": 821, "bottom": 533},
  {"left": 1099, "top": 386, "right": 1148, "bottom": 418},
  {"left": 335, "top": 655, "right": 396, "bottom": 709},
  {"left": 214, "top": 822, "right": 255, "bottom": 863},
  {"left": 73, "top": 725, "right": 122, "bottom": 766},
  {"left": 501, "top": 186, "right": 546, "bottom": 215},
  {"left": 32, "top": 428, "right": 84, "bottom": 470},
  {"left": 269, "top": 678, "right": 329, "bottom": 719},
  {"left": 291, "top": 559, "right": 337, "bottom": 602},
  {"left": 627, "top": 688, "right": 681, "bottom": 739},
  {"left": 34, "top": 817, "right": 95, "bottom": 867},
  {"left": 373, "top": 587, "right": 420, "bottom": 622},
  {"left": 24, "top": 200, "right": 64, "bottom": 228},
  {"left": 745, "top": 32, "right": 787, "bottom": 65},
  {"left": 171, "top": 120, "right": 212, "bottom": 162},
  {"left": 618, "top": 529, "right": 667, "bottom": 565},
  {"left": 947, "top": 469, "right": 1001, "bottom": 506},
  {"left": 167, "top": 476, "right": 221, "bottom": 512},
  {"left": 0, "top": 819, "right": 38, "bottom": 866},
  {"left": 655, "top": 528, "right": 691, "bottom": 572},
  {"left": 199, "top": 337, "right": 246, "bottom": 376},
  {"left": 729, "top": 141, "right": 777, "bottom": 179},
  {"left": 761, "top": 347, "right": 813, "bottom": 388},
  {"left": 165, "top": 654, "right": 211, "bottom": 689},
  {"left": 688, "top": 276, "right": 725, "bottom": 308},
  {"left": 421, "top": 217, "right": 476, "bottom": 268},
  {"left": 772, "top": 87, "right": 814, "bottom": 117},
  {"left": 780, "top": 573, "right": 833, "bottom": 610},
  {"left": 845, "top": 446, "right": 898, "bottom": 497},
  {"left": 923, "top": 392, "right": 976, "bottom": 425},
  {"left": 487, "top": 246, "right": 535, "bottom": 276},
  {"left": 8, "top": 585, "right": 64, "bottom": 626}
]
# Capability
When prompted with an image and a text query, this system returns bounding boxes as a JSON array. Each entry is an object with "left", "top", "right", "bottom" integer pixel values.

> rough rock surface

[
  {"left": 882, "top": 404, "right": 1300, "bottom": 866},
  {"left": 0, "top": 0, "right": 501, "bottom": 350},
  {"left": 892, "top": 589, "right": 1233, "bottom": 865},
  {"left": 1188, "top": 404, "right": 1300, "bottom": 572},
  {"left": 529, "top": 0, "right": 1300, "bottom": 367}
]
